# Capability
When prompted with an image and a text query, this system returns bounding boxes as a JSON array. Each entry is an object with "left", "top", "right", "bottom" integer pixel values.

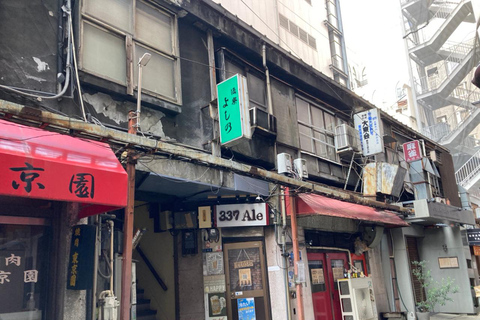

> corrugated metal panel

[{"left": 363, "top": 163, "right": 377, "bottom": 196}]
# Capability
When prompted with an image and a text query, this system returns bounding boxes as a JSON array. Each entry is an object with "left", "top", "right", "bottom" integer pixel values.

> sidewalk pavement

[{"left": 431, "top": 313, "right": 480, "bottom": 320}]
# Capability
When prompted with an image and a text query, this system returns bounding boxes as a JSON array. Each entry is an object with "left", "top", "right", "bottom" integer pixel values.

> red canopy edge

[
  {"left": 0, "top": 119, "right": 128, "bottom": 218},
  {"left": 287, "top": 192, "right": 409, "bottom": 227}
]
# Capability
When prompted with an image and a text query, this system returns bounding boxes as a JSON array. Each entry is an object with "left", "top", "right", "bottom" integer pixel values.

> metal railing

[
  {"left": 455, "top": 148, "right": 480, "bottom": 188},
  {"left": 414, "top": 39, "right": 475, "bottom": 95},
  {"left": 405, "top": 0, "right": 462, "bottom": 48}
]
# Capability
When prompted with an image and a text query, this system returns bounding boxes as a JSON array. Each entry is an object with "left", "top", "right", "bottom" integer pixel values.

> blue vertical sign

[
  {"left": 238, "top": 297, "right": 256, "bottom": 320},
  {"left": 354, "top": 108, "right": 384, "bottom": 156}
]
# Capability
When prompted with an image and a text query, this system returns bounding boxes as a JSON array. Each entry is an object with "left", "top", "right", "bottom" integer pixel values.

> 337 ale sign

[{"left": 215, "top": 203, "right": 269, "bottom": 228}]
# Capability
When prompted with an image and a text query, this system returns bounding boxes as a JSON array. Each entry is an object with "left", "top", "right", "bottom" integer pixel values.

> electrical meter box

[{"left": 338, "top": 277, "right": 377, "bottom": 320}]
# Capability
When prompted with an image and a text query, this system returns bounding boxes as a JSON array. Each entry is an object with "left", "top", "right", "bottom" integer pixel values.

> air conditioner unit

[
  {"left": 429, "top": 150, "right": 442, "bottom": 165},
  {"left": 335, "top": 124, "right": 360, "bottom": 153},
  {"left": 293, "top": 158, "right": 308, "bottom": 179},
  {"left": 249, "top": 108, "right": 277, "bottom": 137},
  {"left": 277, "top": 153, "right": 292, "bottom": 175}
]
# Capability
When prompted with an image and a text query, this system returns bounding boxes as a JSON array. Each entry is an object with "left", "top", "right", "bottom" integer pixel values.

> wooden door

[
  {"left": 307, "top": 252, "right": 333, "bottom": 320},
  {"left": 224, "top": 241, "right": 270, "bottom": 320},
  {"left": 326, "top": 252, "right": 348, "bottom": 320}
]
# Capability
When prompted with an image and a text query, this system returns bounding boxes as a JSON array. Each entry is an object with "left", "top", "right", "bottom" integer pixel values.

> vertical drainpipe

[
  {"left": 263, "top": 44, "right": 274, "bottom": 115},
  {"left": 57, "top": 0, "right": 65, "bottom": 93},
  {"left": 290, "top": 193, "right": 305, "bottom": 320},
  {"left": 280, "top": 186, "right": 292, "bottom": 320},
  {"left": 207, "top": 30, "right": 221, "bottom": 157}
]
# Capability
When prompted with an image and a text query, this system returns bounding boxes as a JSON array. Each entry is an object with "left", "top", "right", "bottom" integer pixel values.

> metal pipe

[
  {"left": 262, "top": 44, "right": 273, "bottom": 115},
  {"left": 280, "top": 186, "right": 292, "bottom": 320},
  {"left": 108, "top": 220, "right": 115, "bottom": 294},
  {"left": 120, "top": 111, "right": 137, "bottom": 320},
  {"left": 0, "top": 99, "right": 412, "bottom": 215},
  {"left": 290, "top": 194, "right": 305, "bottom": 320},
  {"left": 307, "top": 246, "right": 353, "bottom": 268}
]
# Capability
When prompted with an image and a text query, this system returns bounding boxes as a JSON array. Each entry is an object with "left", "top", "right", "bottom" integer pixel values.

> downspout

[
  {"left": 280, "top": 186, "right": 292, "bottom": 320},
  {"left": 262, "top": 44, "right": 274, "bottom": 115},
  {"left": 207, "top": 30, "right": 221, "bottom": 157}
]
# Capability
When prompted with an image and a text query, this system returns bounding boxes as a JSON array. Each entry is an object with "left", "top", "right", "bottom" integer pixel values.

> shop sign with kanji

[
  {"left": 403, "top": 140, "right": 422, "bottom": 162},
  {"left": 67, "top": 225, "right": 96, "bottom": 290},
  {"left": 216, "top": 74, "right": 252, "bottom": 146},
  {"left": 354, "top": 108, "right": 384, "bottom": 156}
]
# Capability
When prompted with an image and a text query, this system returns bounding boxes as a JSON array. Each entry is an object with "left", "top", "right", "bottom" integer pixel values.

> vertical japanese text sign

[
  {"left": 67, "top": 225, "right": 96, "bottom": 290},
  {"left": 403, "top": 140, "right": 422, "bottom": 163},
  {"left": 216, "top": 74, "right": 251, "bottom": 146},
  {"left": 354, "top": 108, "right": 384, "bottom": 156}
]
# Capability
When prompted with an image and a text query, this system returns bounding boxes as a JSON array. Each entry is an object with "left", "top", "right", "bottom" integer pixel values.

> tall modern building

[
  {"left": 400, "top": 0, "right": 480, "bottom": 196},
  {"left": 211, "top": 0, "right": 350, "bottom": 87}
]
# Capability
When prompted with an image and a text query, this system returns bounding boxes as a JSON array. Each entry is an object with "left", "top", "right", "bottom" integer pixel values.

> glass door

[{"left": 224, "top": 241, "right": 270, "bottom": 320}]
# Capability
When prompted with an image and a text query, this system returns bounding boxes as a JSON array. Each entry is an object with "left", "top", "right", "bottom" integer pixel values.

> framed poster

[{"left": 438, "top": 257, "right": 459, "bottom": 269}]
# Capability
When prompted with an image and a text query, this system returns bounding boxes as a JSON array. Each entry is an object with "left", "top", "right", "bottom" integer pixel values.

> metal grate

[
  {"left": 289, "top": 21, "right": 299, "bottom": 37},
  {"left": 279, "top": 13, "right": 289, "bottom": 29},
  {"left": 299, "top": 28, "right": 308, "bottom": 43}
]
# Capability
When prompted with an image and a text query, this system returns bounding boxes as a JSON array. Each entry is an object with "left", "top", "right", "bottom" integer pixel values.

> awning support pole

[
  {"left": 121, "top": 111, "right": 137, "bottom": 320},
  {"left": 290, "top": 193, "right": 305, "bottom": 320}
]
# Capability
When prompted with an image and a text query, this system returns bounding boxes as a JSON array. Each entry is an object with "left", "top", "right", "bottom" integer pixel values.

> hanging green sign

[{"left": 216, "top": 74, "right": 251, "bottom": 146}]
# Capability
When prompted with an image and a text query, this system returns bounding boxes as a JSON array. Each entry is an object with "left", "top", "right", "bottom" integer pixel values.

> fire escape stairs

[
  {"left": 417, "top": 47, "right": 479, "bottom": 108},
  {"left": 408, "top": 0, "right": 473, "bottom": 61},
  {"left": 455, "top": 147, "right": 480, "bottom": 194}
]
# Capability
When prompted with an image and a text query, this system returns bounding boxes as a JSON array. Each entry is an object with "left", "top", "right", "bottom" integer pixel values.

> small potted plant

[{"left": 411, "top": 260, "right": 459, "bottom": 320}]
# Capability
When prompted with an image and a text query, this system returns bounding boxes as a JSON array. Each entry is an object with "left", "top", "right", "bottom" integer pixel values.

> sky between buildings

[{"left": 340, "top": 0, "right": 410, "bottom": 111}]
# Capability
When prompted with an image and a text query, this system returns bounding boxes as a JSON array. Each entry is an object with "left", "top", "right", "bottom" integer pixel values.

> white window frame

[
  {"left": 79, "top": 0, "right": 181, "bottom": 105},
  {"left": 296, "top": 96, "right": 340, "bottom": 163}
]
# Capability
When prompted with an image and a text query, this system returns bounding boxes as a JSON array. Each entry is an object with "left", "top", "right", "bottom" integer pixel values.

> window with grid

[
  {"left": 80, "top": 0, "right": 180, "bottom": 103},
  {"left": 296, "top": 97, "right": 339, "bottom": 162},
  {"left": 326, "top": 0, "right": 338, "bottom": 29},
  {"left": 330, "top": 33, "right": 344, "bottom": 71},
  {"left": 225, "top": 60, "right": 267, "bottom": 110}
]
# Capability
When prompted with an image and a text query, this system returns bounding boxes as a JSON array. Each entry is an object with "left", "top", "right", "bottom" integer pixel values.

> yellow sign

[
  {"left": 238, "top": 268, "right": 252, "bottom": 287},
  {"left": 234, "top": 260, "right": 254, "bottom": 269}
]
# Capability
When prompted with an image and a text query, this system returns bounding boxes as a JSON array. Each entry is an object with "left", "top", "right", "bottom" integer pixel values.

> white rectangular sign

[
  {"left": 354, "top": 108, "right": 384, "bottom": 156},
  {"left": 215, "top": 203, "right": 268, "bottom": 228}
]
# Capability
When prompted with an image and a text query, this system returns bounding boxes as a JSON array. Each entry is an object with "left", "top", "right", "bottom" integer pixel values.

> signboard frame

[
  {"left": 354, "top": 108, "right": 384, "bottom": 156},
  {"left": 215, "top": 203, "right": 269, "bottom": 228},
  {"left": 216, "top": 74, "right": 252, "bottom": 146}
]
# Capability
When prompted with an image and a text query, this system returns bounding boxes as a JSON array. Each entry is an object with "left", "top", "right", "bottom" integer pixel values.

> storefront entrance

[
  {"left": 307, "top": 252, "right": 349, "bottom": 320},
  {"left": 224, "top": 241, "right": 270, "bottom": 320},
  {"left": 0, "top": 216, "right": 51, "bottom": 319}
]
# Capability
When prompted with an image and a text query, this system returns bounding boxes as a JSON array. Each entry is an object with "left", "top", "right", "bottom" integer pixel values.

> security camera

[{"left": 255, "top": 195, "right": 262, "bottom": 201}]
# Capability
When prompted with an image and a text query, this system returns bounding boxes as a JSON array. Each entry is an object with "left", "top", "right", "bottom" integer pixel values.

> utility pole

[
  {"left": 120, "top": 111, "right": 137, "bottom": 320},
  {"left": 121, "top": 52, "right": 151, "bottom": 320}
]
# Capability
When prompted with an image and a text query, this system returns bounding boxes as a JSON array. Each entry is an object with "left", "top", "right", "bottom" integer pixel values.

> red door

[
  {"left": 326, "top": 253, "right": 348, "bottom": 320},
  {"left": 307, "top": 253, "right": 332, "bottom": 320},
  {"left": 308, "top": 252, "right": 348, "bottom": 320}
]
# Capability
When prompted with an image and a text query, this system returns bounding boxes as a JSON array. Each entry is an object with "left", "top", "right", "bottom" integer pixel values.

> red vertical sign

[{"left": 403, "top": 140, "right": 422, "bottom": 162}]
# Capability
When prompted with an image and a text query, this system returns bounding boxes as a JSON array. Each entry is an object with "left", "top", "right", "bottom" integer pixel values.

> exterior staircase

[
  {"left": 136, "top": 286, "right": 158, "bottom": 320},
  {"left": 455, "top": 148, "right": 480, "bottom": 195}
]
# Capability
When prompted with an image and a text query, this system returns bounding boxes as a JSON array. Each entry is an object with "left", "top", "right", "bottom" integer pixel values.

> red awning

[
  {"left": 291, "top": 193, "right": 409, "bottom": 227},
  {"left": 0, "top": 119, "right": 128, "bottom": 218}
]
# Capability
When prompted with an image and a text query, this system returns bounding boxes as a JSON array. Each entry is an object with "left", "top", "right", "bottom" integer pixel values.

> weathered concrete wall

[
  {"left": 177, "top": 232, "right": 204, "bottom": 320},
  {"left": 265, "top": 227, "right": 291, "bottom": 320},
  {"left": 0, "top": 0, "right": 58, "bottom": 93},
  {"left": 419, "top": 227, "right": 473, "bottom": 313}
]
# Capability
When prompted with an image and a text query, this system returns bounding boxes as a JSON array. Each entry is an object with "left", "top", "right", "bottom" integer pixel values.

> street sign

[
  {"left": 216, "top": 74, "right": 251, "bottom": 146},
  {"left": 403, "top": 140, "right": 422, "bottom": 163},
  {"left": 354, "top": 108, "right": 384, "bottom": 156}
]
